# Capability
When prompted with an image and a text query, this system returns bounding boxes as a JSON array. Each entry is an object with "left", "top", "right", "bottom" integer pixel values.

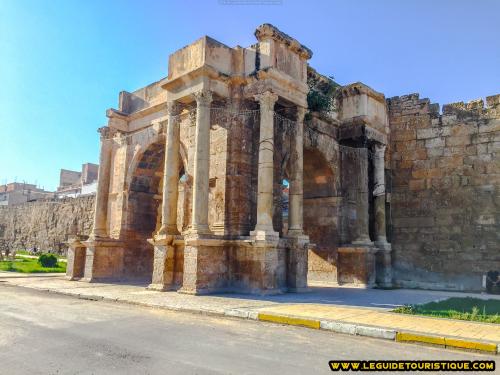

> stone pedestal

[
  {"left": 375, "top": 246, "right": 393, "bottom": 288},
  {"left": 285, "top": 235, "right": 309, "bottom": 292},
  {"left": 66, "top": 235, "right": 88, "bottom": 280},
  {"left": 82, "top": 238, "right": 125, "bottom": 282},
  {"left": 337, "top": 246, "right": 376, "bottom": 287},
  {"left": 250, "top": 239, "right": 285, "bottom": 295},
  {"left": 147, "top": 234, "right": 180, "bottom": 291},
  {"left": 178, "top": 235, "right": 228, "bottom": 295}
]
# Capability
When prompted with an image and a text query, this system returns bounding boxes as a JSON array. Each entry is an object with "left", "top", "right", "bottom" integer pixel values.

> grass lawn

[
  {"left": 394, "top": 297, "right": 500, "bottom": 324},
  {"left": 0, "top": 257, "right": 66, "bottom": 273},
  {"left": 15, "top": 250, "right": 66, "bottom": 259}
]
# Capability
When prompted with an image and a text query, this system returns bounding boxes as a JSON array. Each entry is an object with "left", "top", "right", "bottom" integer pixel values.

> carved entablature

[
  {"left": 254, "top": 23, "right": 313, "bottom": 60},
  {"left": 160, "top": 23, "right": 311, "bottom": 109},
  {"left": 106, "top": 108, "right": 128, "bottom": 132},
  {"left": 339, "top": 82, "right": 389, "bottom": 137},
  {"left": 338, "top": 122, "right": 387, "bottom": 145}
]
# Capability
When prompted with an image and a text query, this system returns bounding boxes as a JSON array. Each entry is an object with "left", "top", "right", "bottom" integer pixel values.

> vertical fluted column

[
  {"left": 373, "top": 143, "right": 388, "bottom": 244},
  {"left": 190, "top": 89, "right": 213, "bottom": 234},
  {"left": 91, "top": 127, "right": 113, "bottom": 238},
  {"left": 353, "top": 147, "right": 371, "bottom": 245},
  {"left": 288, "top": 106, "right": 306, "bottom": 236},
  {"left": 158, "top": 101, "right": 181, "bottom": 236},
  {"left": 252, "top": 91, "right": 279, "bottom": 237}
]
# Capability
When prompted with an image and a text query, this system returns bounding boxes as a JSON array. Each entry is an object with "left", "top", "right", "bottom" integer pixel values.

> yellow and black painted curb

[
  {"left": 255, "top": 312, "right": 499, "bottom": 355},
  {"left": 395, "top": 332, "right": 498, "bottom": 353}
]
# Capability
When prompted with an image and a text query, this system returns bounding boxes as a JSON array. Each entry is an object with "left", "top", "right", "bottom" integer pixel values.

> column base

[
  {"left": 351, "top": 237, "right": 374, "bottom": 247},
  {"left": 188, "top": 224, "right": 212, "bottom": 236},
  {"left": 156, "top": 225, "right": 180, "bottom": 236},
  {"left": 250, "top": 228, "right": 279, "bottom": 242}
]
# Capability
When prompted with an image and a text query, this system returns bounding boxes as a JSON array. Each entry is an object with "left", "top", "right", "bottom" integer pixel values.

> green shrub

[{"left": 38, "top": 253, "right": 58, "bottom": 268}]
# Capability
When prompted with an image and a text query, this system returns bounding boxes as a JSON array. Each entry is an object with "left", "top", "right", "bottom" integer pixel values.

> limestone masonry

[{"left": 3, "top": 24, "right": 498, "bottom": 293}]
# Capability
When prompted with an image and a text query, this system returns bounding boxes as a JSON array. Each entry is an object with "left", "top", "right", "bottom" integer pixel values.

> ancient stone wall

[
  {"left": 387, "top": 93, "right": 500, "bottom": 291},
  {"left": 0, "top": 196, "right": 95, "bottom": 253}
]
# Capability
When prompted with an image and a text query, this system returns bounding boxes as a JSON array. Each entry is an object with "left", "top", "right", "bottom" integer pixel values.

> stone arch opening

[
  {"left": 124, "top": 141, "right": 186, "bottom": 281},
  {"left": 303, "top": 147, "right": 340, "bottom": 285}
]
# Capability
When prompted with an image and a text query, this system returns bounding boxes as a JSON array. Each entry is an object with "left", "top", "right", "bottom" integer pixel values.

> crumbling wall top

[
  {"left": 340, "top": 82, "right": 385, "bottom": 104},
  {"left": 254, "top": 23, "right": 312, "bottom": 59}
]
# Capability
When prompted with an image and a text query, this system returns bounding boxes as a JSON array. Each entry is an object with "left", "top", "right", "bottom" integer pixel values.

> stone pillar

[
  {"left": 288, "top": 106, "right": 305, "bottom": 236},
  {"left": 372, "top": 143, "right": 392, "bottom": 288},
  {"left": 190, "top": 89, "right": 213, "bottom": 235},
  {"left": 251, "top": 91, "right": 279, "bottom": 239},
  {"left": 353, "top": 147, "right": 372, "bottom": 245},
  {"left": 158, "top": 101, "right": 181, "bottom": 235},
  {"left": 148, "top": 101, "right": 182, "bottom": 291},
  {"left": 91, "top": 127, "right": 113, "bottom": 238}
]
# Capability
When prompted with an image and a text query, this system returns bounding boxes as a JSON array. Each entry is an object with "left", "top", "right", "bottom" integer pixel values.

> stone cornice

[
  {"left": 254, "top": 23, "right": 312, "bottom": 59},
  {"left": 106, "top": 108, "right": 128, "bottom": 120},
  {"left": 161, "top": 65, "right": 231, "bottom": 91},
  {"left": 339, "top": 121, "right": 387, "bottom": 145},
  {"left": 340, "top": 82, "right": 386, "bottom": 103}
]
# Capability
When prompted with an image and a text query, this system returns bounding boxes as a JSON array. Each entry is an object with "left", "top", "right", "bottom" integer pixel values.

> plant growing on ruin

[{"left": 306, "top": 71, "right": 339, "bottom": 116}]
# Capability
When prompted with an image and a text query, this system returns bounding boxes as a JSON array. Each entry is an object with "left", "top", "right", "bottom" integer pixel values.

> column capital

[
  {"left": 254, "top": 91, "right": 278, "bottom": 111},
  {"left": 166, "top": 101, "right": 182, "bottom": 116},
  {"left": 98, "top": 126, "right": 113, "bottom": 141},
  {"left": 373, "top": 143, "right": 387, "bottom": 158},
  {"left": 194, "top": 89, "right": 213, "bottom": 107}
]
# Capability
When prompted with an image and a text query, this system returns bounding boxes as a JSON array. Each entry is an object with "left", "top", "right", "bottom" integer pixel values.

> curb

[
  {"left": 249, "top": 311, "right": 498, "bottom": 355},
  {"left": 395, "top": 332, "right": 498, "bottom": 353},
  {"left": 4, "top": 281, "right": 499, "bottom": 355}
]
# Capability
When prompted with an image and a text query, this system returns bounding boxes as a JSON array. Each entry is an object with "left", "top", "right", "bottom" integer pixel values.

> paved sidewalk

[{"left": 1, "top": 272, "right": 499, "bottom": 353}]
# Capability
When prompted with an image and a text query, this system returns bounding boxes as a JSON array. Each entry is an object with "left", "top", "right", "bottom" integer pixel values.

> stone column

[
  {"left": 373, "top": 144, "right": 388, "bottom": 244},
  {"left": 190, "top": 89, "right": 213, "bottom": 235},
  {"left": 372, "top": 143, "right": 392, "bottom": 288},
  {"left": 158, "top": 101, "right": 181, "bottom": 235},
  {"left": 353, "top": 147, "right": 372, "bottom": 245},
  {"left": 251, "top": 91, "right": 279, "bottom": 239},
  {"left": 288, "top": 106, "right": 306, "bottom": 236},
  {"left": 91, "top": 127, "right": 113, "bottom": 238}
]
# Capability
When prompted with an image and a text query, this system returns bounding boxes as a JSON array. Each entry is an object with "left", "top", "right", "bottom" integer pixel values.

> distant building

[
  {"left": 57, "top": 163, "right": 99, "bottom": 198},
  {"left": 0, "top": 182, "right": 54, "bottom": 206}
]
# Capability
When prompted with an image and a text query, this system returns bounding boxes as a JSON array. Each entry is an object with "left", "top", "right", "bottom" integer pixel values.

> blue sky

[{"left": 1, "top": 0, "right": 499, "bottom": 191}]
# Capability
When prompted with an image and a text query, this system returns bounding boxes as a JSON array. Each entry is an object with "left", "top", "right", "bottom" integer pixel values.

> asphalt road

[{"left": 0, "top": 284, "right": 495, "bottom": 374}]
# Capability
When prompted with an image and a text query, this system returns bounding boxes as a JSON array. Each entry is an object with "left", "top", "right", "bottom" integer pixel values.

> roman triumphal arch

[{"left": 66, "top": 24, "right": 393, "bottom": 294}]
